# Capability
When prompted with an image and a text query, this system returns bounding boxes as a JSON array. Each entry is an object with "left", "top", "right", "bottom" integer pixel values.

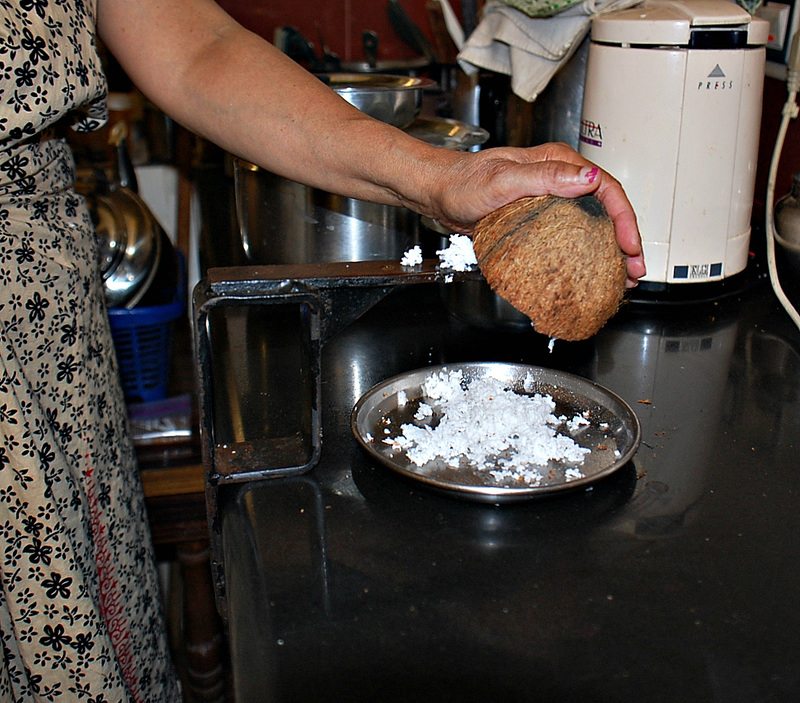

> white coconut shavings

[
  {"left": 436, "top": 234, "right": 478, "bottom": 271},
  {"left": 400, "top": 236, "right": 477, "bottom": 271},
  {"left": 521, "top": 371, "right": 536, "bottom": 393},
  {"left": 564, "top": 412, "right": 591, "bottom": 433},
  {"left": 385, "top": 369, "right": 589, "bottom": 485},
  {"left": 414, "top": 402, "right": 433, "bottom": 421},
  {"left": 400, "top": 245, "right": 423, "bottom": 267}
]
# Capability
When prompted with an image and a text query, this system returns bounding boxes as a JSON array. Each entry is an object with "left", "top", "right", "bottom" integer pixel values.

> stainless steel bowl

[
  {"left": 321, "top": 73, "right": 436, "bottom": 129},
  {"left": 403, "top": 117, "right": 489, "bottom": 151}
]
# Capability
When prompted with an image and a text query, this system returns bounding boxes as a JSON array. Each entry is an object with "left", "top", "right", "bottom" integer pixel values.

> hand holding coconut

[
  {"left": 419, "top": 143, "right": 644, "bottom": 341},
  {"left": 420, "top": 142, "right": 644, "bottom": 293}
]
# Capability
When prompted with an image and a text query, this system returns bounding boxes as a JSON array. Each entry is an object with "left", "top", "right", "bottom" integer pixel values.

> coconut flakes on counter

[
  {"left": 400, "top": 245, "right": 423, "bottom": 267},
  {"left": 436, "top": 234, "right": 478, "bottom": 271},
  {"left": 385, "top": 368, "right": 589, "bottom": 483}
]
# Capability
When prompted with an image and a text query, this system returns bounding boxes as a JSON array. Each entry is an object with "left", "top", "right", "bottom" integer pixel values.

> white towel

[{"left": 457, "top": 0, "right": 641, "bottom": 102}]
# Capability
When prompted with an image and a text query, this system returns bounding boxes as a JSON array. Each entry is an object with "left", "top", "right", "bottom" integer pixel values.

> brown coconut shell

[{"left": 473, "top": 194, "right": 626, "bottom": 341}]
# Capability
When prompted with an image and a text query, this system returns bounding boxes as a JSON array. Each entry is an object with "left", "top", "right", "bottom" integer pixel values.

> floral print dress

[{"left": 0, "top": 1, "right": 181, "bottom": 701}]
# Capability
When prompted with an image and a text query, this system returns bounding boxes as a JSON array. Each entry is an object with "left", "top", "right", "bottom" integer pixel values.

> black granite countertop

[{"left": 210, "top": 270, "right": 800, "bottom": 702}]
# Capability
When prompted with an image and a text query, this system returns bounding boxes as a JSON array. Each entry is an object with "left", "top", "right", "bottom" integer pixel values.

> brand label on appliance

[
  {"left": 698, "top": 65, "right": 733, "bottom": 91},
  {"left": 579, "top": 119, "right": 602, "bottom": 148},
  {"left": 673, "top": 263, "right": 723, "bottom": 280}
]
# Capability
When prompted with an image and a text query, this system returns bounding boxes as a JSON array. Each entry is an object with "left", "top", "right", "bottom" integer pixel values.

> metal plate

[
  {"left": 351, "top": 362, "right": 641, "bottom": 503},
  {"left": 403, "top": 117, "right": 490, "bottom": 151}
]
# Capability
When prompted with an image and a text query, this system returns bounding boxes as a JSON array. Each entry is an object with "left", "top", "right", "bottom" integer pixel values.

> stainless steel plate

[
  {"left": 403, "top": 117, "right": 490, "bottom": 151},
  {"left": 351, "top": 362, "right": 641, "bottom": 503}
]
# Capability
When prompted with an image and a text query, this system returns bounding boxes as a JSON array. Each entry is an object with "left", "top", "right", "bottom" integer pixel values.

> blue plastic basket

[{"left": 108, "top": 254, "right": 186, "bottom": 403}]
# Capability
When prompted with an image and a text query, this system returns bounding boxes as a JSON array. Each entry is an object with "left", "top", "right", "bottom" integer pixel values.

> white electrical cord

[{"left": 766, "top": 31, "right": 800, "bottom": 332}]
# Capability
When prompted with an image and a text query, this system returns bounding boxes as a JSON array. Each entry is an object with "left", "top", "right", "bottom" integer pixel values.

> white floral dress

[{"left": 0, "top": 1, "right": 181, "bottom": 701}]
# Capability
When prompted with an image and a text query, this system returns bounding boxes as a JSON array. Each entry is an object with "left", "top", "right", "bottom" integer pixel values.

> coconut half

[{"left": 473, "top": 194, "right": 626, "bottom": 341}]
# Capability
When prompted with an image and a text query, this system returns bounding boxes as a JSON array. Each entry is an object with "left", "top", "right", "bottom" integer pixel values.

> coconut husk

[{"left": 473, "top": 194, "right": 626, "bottom": 341}]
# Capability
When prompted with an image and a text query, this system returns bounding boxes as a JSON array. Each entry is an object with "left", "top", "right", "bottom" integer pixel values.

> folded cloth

[{"left": 457, "top": 0, "right": 641, "bottom": 102}]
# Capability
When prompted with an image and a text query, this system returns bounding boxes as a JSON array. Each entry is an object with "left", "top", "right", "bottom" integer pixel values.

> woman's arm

[{"left": 96, "top": 0, "right": 644, "bottom": 284}]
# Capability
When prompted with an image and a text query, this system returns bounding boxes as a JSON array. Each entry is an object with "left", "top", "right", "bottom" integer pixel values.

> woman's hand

[{"left": 421, "top": 143, "right": 646, "bottom": 288}]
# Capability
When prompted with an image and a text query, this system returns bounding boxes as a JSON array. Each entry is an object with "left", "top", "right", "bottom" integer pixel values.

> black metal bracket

[{"left": 193, "top": 259, "right": 482, "bottom": 617}]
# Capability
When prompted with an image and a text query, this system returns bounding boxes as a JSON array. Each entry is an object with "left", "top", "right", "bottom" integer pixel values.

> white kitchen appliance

[{"left": 579, "top": 0, "right": 769, "bottom": 285}]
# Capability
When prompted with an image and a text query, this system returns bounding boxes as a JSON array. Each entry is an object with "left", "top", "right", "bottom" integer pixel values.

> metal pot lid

[
  {"left": 96, "top": 198, "right": 127, "bottom": 277},
  {"left": 120, "top": 219, "right": 163, "bottom": 309},
  {"left": 404, "top": 117, "right": 489, "bottom": 150},
  {"left": 100, "top": 188, "right": 160, "bottom": 309},
  {"left": 351, "top": 362, "right": 641, "bottom": 503},
  {"left": 339, "top": 57, "right": 431, "bottom": 74}
]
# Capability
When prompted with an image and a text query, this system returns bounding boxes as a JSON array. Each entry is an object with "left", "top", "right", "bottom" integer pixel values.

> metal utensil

[
  {"left": 362, "top": 30, "right": 379, "bottom": 69},
  {"left": 84, "top": 123, "right": 163, "bottom": 309},
  {"left": 282, "top": 26, "right": 318, "bottom": 67},
  {"left": 426, "top": 0, "right": 460, "bottom": 64},
  {"left": 95, "top": 189, "right": 127, "bottom": 278},
  {"left": 340, "top": 57, "right": 430, "bottom": 75},
  {"left": 316, "top": 25, "right": 341, "bottom": 72},
  {"left": 403, "top": 116, "right": 488, "bottom": 150},
  {"left": 387, "top": 0, "right": 436, "bottom": 62}
]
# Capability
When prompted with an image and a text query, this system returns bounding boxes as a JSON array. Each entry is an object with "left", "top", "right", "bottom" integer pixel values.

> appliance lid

[{"left": 591, "top": 0, "right": 769, "bottom": 48}]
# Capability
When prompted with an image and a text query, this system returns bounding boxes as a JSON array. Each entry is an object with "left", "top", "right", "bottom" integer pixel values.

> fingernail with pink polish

[{"left": 580, "top": 166, "right": 599, "bottom": 184}]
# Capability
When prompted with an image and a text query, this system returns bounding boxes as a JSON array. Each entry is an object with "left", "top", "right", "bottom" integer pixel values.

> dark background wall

[{"left": 215, "top": 0, "right": 464, "bottom": 64}]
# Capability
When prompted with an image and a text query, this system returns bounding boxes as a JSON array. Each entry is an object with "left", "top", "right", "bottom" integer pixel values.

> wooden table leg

[{"left": 176, "top": 540, "right": 227, "bottom": 703}]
